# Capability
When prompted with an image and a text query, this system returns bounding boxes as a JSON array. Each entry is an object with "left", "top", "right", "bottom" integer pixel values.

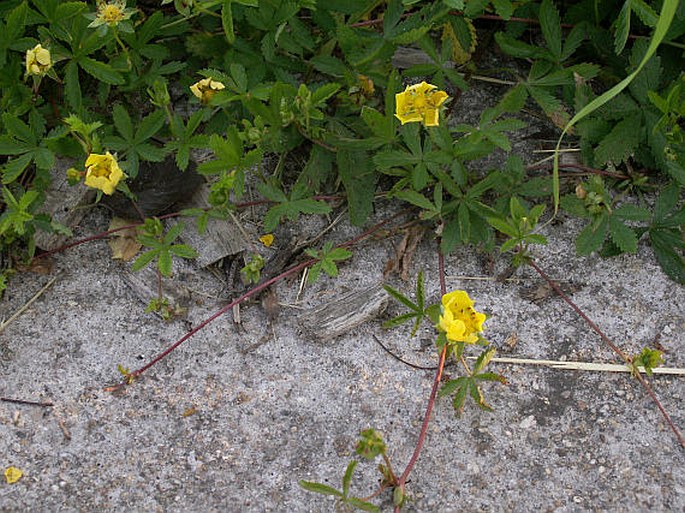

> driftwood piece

[
  {"left": 120, "top": 265, "right": 191, "bottom": 312},
  {"left": 171, "top": 184, "right": 248, "bottom": 268},
  {"left": 34, "top": 158, "right": 95, "bottom": 251},
  {"left": 297, "top": 284, "right": 389, "bottom": 341}
]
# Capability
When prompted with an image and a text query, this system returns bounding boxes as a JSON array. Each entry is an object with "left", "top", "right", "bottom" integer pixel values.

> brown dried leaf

[{"left": 107, "top": 217, "right": 142, "bottom": 261}]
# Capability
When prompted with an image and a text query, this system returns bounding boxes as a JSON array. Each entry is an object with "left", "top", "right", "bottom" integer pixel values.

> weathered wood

[
  {"left": 297, "top": 284, "right": 389, "bottom": 341},
  {"left": 34, "top": 158, "right": 95, "bottom": 251},
  {"left": 171, "top": 184, "right": 248, "bottom": 268}
]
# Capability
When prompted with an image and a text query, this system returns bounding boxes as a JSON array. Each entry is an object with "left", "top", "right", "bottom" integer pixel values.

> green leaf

[
  {"left": 222, "top": 0, "right": 235, "bottom": 44},
  {"left": 342, "top": 460, "right": 356, "bottom": 496},
  {"left": 650, "top": 230, "right": 685, "bottom": 284},
  {"left": 337, "top": 149, "right": 375, "bottom": 227},
  {"left": 136, "top": 110, "right": 166, "bottom": 142},
  {"left": 298, "top": 480, "right": 343, "bottom": 497},
  {"left": 576, "top": 217, "right": 609, "bottom": 255},
  {"left": 2, "top": 154, "right": 33, "bottom": 184},
  {"left": 170, "top": 244, "right": 198, "bottom": 259},
  {"left": 593, "top": 114, "right": 641, "bottom": 166},
  {"left": 553, "top": 0, "right": 679, "bottom": 214},
  {"left": 383, "top": 284, "right": 420, "bottom": 312},
  {"left": 112, "top": 104, "right": 134, "bottom": 141},
  {"left": 614, "top": 1, "right": 631, "bottom": 54},
  {"left": 609, "top": 217, "right": 638, "bottom": 253},
  {"left": 539, "top": 0, "right": 562, "bottom": 60},
  {"left": 158, "top": 250, "right": 173, "bottom": 277},
  {"left": 80, "top": 57, "right": 125, "bottom": 84},
  {"left": 131, "top": 249, "right": 159, "bottom": 272},
  {"left": 382, "top": 311, "right": 422, "bottom": 329},
  {"left": 614, "top": 204, "right": 651, "bottom": 221},
  {"left": 346, "top": 498, "right": 380, "bottom": 512},
  {"left": 393, "top": 190, "right": 434, "bottom": 211}
]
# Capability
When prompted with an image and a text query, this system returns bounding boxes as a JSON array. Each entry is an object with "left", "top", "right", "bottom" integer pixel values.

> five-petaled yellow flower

[
  {"left": 395, "top": 81, "right": 449, "bottom": 127},
  {"left": 26, "top": 44, "right": 52, "bottom": 76},
  {"left": 190, "top": 78, "right": 225, "bottom": 104},
  {"left": 95, "top": 0, "right": 127, "bottom": 25},
  {"left": 438, "top": 290, "right": 486, "bottom": 344},
  {"left": 84, "top": 152, "right": 125, "bottom": 195}
]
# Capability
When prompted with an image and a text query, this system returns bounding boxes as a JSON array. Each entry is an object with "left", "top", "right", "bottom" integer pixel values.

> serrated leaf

[
  {"left": 393, "top": 189, "right": 434, "bottom": 210},
  {"left": 222, "top": 0, "right": 235, "bottom": 44},
  {"left": 614, "top": 1, "right": 631, "bottom": 54},
  {"left": 609, "top": 216, "right": 638, "bottom": 253},
  {"left": 346, "top": 497, "right": 380, "bottom": 512},
  {"left": 539, "top": 0, "right": 562, "bottom": 59},
  {"left": 593, "top": 114, "right": 641, "bottom": 166},
  {"left": 473, "top": 347, "right": 496, "bottom": 374},
  {"left": 383, "top": 284, "right": 420, "bottom": 312},
  {"left": 342, "top": 460, "right": 356, "bottom": 496},
  {"left": 131, "top": 249, "right": 159, "bottom": 272},
  {"left": 487, "top": 217, "right": 518, "bottom": 238},
  {"left": 158, "top": 250, "right": 173, "bottom": 277},
  {"left": 298, "top": 480, "right": 343, "bottom": 497},
  {"left": 650, "top": 229, "right": 685, "bottom": 284},
  {"left": 613, "top": 204, "right": 651, "bottom": 221},
  {"left": 576, "top": 217, "right": 609, "bottom": 255},
  {"left": 136, "top": 110, "right": 166, "bottom": 142},
  {"left": 337, "top": 150, "right": 375, "bottom": 226},
  {"left": 495, "top": 32, "right": 546, "bottom": 59},
  {"left": 653, "top": 183, "right": 680, "bottom": 222},
  {"left": 439, "top": 377, "right": 468, "bottom": 398},
  {"left": 112, "top": 104, "right": 134, "bottom": 141},
  {"left": 80, "top": 57, "right": 124, "bottom": 84},
  {"left": 382, "top": 311, "right": 422, "bottom": 329},
  {"left": 491, "top": 0, "right": 514, "bottom": 20},
  {"left": 170, "top": 244, "right": 198, "bottom": 259}
]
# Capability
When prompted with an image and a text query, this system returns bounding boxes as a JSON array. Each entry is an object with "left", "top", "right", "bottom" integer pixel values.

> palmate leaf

[
  {"left": 552, "top": 0, "right": 678, "bottom": 213},
  {"left": 650, "top": 229, "right": 685, "bottom": 284},
  {"left": 593, "top": 114, "right": 641, "bottom": 166},
  {"left": 609, "top": 217, "right": 638, "bottom": 254},
  {"left": 337, "top": 149, "right": 375, "bottom": 227},
  {"left": 576, "top": 216, "right": 609, "bottom": 255},
  {"left": 539, "top": 0, "right": 562, "bottom": 60}
]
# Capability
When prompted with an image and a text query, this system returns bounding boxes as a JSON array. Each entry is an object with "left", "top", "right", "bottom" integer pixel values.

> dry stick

[
  {"left": 526, "top": 161, "right": 630, "bottom": 179},
  {"left": 394, "top": 244, "right": 449, "bottom": 511},
  {"left": 528, "top": 258, "right": 685, "bottom": 449},
  {"left": 0, "top": 275, "right": 58, "bottom": 334},
  {"left": 0, "top": 396, "right": 54, "bottom": 407},
  {"left": 108, "top": 211, "right": 409, "bottom": 388}
]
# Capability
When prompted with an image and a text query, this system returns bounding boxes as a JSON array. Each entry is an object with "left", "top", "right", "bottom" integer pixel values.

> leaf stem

[
  {"left": 393, "top": 243, "right": 449, "bottom": 511},
  {"left": 527, "top": 258, "right": 685, "bottom": 448}
]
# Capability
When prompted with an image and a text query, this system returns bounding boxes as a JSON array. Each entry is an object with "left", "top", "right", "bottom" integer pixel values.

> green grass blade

[{"left": 552, "top": 0, "right": 678, "bottom": 214}]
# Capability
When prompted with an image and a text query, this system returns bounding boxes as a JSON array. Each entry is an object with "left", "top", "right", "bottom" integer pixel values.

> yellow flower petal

[
  {"left": 259, "top": 233, "right": 275, "bottom": 247},
  {"left": 394, "top": 81, "right": 449, "bottom": 127},
  {"left": 190, "top": 78, "right": 225, "bottom": 104},
  {"left": 438, "top": 290, "right": 485, "bottom": 343},
  {"left": 84, "top": 151, "right": 125, "bottom": 195},
  {"left": 4, "top": 466, "right": 23, "bottom": 484},
  {"left": 25, "top": 44, "right": 52, "bottom": 76}
]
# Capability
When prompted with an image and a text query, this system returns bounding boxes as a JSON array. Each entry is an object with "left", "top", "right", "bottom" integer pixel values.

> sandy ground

[{"left": 1, "top": 191, "right": 683, "bottom": 512}]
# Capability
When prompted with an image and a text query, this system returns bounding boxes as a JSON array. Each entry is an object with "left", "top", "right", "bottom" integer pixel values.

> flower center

[{"left": 102, "top": 5, "right": 124, "bottom": 22}]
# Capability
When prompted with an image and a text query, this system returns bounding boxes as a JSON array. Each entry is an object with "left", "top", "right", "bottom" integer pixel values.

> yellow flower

[
  {"left": 190, "top": 78, "right": 225, "bottom": 104},
  {"left": 395, "top": 81, "right": 449, "bottom": 127},
  {"left": 84, "top": 152, "right": 125, "bottom": 195},
  {"left": 4, "top": 466, "right": 23, "bottom": 484},
  {"left": 96, "top": 0, "right": 126, "bottom": 25},
  {"left": 259, "top": 233, "right": 275, "bottom": 247},
  {"left": 438, "top": 290, "right": 486, "bottom": 344},
  {"left": 25, "top": 44, "right": 52, "bottom": 76}
]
